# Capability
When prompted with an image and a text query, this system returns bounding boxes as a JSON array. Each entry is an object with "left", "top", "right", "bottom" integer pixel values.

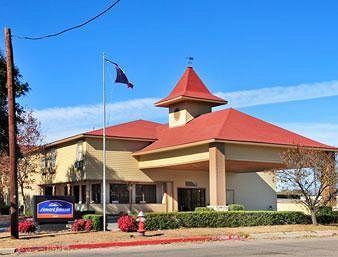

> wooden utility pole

[{"left": 4, "top": 27, "right": 19, "bottom": 239}]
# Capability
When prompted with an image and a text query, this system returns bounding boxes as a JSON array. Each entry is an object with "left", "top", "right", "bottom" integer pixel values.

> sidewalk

[{"left": 0, "top": 224, "right": 337, "bottom": 254}]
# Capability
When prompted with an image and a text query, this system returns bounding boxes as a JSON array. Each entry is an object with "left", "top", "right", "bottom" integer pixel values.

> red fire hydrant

[{"left": 137, "top": 211, "right": 146, "bottom": 236}]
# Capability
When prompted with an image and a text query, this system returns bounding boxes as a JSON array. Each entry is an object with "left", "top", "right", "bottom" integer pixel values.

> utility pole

[{"left": 4, "top": 27, "right": 19, "bottom": 239}]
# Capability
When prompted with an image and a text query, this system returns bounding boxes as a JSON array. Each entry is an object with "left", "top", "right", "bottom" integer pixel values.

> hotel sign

[{"left": 33, "top": 195, "right": 75, "bottom": 223}]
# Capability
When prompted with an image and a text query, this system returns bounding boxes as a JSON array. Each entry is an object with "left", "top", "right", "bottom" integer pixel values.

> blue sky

[{"left": 1, "top": 0, "right": 338, "bottom": 145}]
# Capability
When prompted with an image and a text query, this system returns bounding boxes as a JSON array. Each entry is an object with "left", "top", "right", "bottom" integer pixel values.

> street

[{"left": 23, "top": 237, "right": 338, "bottom": 257}]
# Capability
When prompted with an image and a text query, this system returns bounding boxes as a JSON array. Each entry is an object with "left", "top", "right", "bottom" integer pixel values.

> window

[
  {"left": 110, "top": 184, "right": 129, "bottom": 204},
  {"left": 44, "top": 186, "right": 53, "bottom": 196},
  {"left": 81, "top": 185, "right": 86, "bottom": 204},
  {"left": 91, "top": 184, "right": 101, "bottom": 203},
  {"left": 64, "top": 185, "right": 68, "bottom": 196},
  {"left": 226, "top": 189, "right": 235, "bottom": 205},
  {"left": 73, "top": 185, "right": 80, "bottom": 203},
  {"left": 136, "top": 184, "right": 156, "bottom": 203}
]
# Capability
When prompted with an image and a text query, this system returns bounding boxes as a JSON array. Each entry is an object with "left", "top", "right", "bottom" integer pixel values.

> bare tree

[
  {"left": 0, "top": 110, "right": 43, "bottom": 212},
  {"left": 0, "top": 152, "right": 10, "bottom": 206},
  {"left": 276, "top": 147, "right": 336, "bottom": 225},
  {"left": 16, "top": 110, "right": 43, "bottom": 212}
]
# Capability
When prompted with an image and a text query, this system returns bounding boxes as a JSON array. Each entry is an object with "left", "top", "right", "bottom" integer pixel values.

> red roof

[
  {"left": 84, "top": 119, "right": 164, "bottom": 141},
  {"left": 155, "top": 67, "right": 227, "bottom": 107},
  {"left": 135, "top": 108, "right": 336, "bottom": 154}
]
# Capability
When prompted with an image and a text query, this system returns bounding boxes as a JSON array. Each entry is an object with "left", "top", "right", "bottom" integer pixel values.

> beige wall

[
  {"left": 138, "top": 145, "right": 209, "bottom": 169},
  {"left": 277, "top": 199, "right": 310, "bottom": 214},
  {"left": 226, "top": 172, "right": 277, "bottom": 210},
  {"left": 144, "top": 169, "right": 210, "bottom": 211},
  {"left": 168, "top": 102, "right": 211, "bottom": 127},
  {"left": 225, "top": 144, "right": 283, "bottom": 164}
]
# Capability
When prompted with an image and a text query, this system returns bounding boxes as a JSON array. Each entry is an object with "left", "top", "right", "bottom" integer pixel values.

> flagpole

[{"left": 102, "top": 52, "right": 107, "bottom": 231}]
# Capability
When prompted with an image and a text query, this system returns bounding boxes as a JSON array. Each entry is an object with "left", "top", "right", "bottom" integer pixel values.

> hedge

[
  {"left": 83, "top": 214, "right": 103, "bottom": 231},
  {"left": 144, "top": 211, "right": 309, "bottom": 230},
  {"left": 316, "top": 207, "right": 338, "bottom": 224},
  {"left": 228, "top": 204, "right": 245, "bottom": 211},
  {"left": 194, "top": 207, "right": 215, "bottom": 212}
]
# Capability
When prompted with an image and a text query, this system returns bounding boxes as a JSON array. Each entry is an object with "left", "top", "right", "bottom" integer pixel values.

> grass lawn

[{"left": 0, "top": 224, "right": 337, "bottom": 249}]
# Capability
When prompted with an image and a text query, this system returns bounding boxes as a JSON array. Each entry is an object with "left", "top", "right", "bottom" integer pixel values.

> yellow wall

[
  {"left": 85, "top": 138, "right": 154, "bottom": 182},
  {"left": 22, "top": 137, "right": 282, "bottom": 213}
]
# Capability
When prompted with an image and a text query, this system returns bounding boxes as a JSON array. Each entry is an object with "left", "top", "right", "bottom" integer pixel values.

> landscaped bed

[
  {"left": 0, "top": 224, "right": 337, "bottom": 249},
  {"left": 144, "top": 210, "right": 338, "bottom": 230}
]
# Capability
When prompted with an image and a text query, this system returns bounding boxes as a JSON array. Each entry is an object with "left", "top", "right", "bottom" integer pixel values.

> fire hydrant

[{"left": 137, "top": 211, "right": 146, "bottom": 236}]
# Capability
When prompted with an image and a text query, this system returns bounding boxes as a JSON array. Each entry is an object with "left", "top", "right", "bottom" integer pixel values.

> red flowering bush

[
  {"left": 18, "top": 220, "right": 36, "bottom": 234},
  {"left": 117, "top": 215, "right": 137, "bottom": 232},
  {"left": 71, "top": 219, "right": 93, "bottom": 232}
]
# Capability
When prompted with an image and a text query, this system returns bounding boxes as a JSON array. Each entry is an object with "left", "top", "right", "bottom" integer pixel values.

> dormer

[{"left": 155, "top": 67, "right": 227, "bottom": 127}]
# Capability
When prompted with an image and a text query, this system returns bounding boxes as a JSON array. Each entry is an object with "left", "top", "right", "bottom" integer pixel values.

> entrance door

[
  {"left": 73, "top": 185, "right": 80, "bottom": 203},
  {"left": 178, "top": 188, "right": 206, "bottom": 211}
]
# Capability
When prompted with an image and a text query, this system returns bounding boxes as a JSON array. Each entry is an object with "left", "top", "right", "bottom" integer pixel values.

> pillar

[
  {"left": 131, "top": 184, "right": 136, "bottom": 204},
  {"left": 165, "top": 182, "right": 174, "bottom": 212},
  {"left": 209, "top": 142, "right": 227, "bottom": 209}
]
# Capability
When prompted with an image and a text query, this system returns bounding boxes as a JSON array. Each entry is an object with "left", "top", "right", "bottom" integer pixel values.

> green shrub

[
  {"left": 194, "top": 207, "right": 215, "bottom": 212},
  {"left": 0, "top": 205, "right": 10, "bottom": 215},
  {"left": 83, "top": 214, "right": 103, "bottom": 231},
  {"left": 316, "top": 207, "right": 337, "bottom": 224},
  {"left": 228, "top": 204, "right": 245, "bottom": 211},
  {"left": 144, "top": 211, "right": 309, "bottom": 231},
  {"left": 316, "top": 206, "right": 332, "bottom": 215},
  {"left": 75, "top": 210, "right": 96, "bottom": 219}
]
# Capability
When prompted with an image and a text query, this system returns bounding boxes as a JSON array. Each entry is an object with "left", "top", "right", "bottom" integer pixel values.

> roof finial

[{"left": 186, "top": 56, "right": 194, "bottom": 67}]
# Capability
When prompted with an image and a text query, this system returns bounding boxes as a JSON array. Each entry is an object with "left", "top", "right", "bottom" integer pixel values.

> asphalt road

[{"left": 23, "top": 237, "right": 338, "bottom": 257}]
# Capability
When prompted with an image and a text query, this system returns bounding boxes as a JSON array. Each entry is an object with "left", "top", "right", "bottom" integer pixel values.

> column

[
  {"left": 86, "top": 181, "right": 91, "bottom": 204},
  {"left": 208, "top": 142, "right": 227, "bottom": 209},
  {"left": 79, "top": 184, "right": 83, "bottom": 203},
  {"left": 131, "top": 184, "right": 136, "bottom": 204},
  {"left": 165, "top": 182, "right": 174, "bottom": 212}
]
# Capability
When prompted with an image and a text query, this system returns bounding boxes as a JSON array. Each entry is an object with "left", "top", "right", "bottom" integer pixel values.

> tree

[
  {"left": 276, "top": 147, "right": 336, "bottom": 225},
  {"left": 0, "top": 152, "right": 10, "bottom": 207},
  {"left": 0, "top": 49, "right": 30, "bottom": 154},
  {"left": 0, "top": 110, "right": 43, "bottom": 213},
  {"left": 16, "top": 110, "right": 43, "bottom": 212}
]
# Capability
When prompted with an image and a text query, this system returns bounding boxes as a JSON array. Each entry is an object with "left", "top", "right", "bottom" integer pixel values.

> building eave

[
  {"left": 133, "top": 138, "right": 338, "bottom": 156},
  {"left": 155, "top": 95, "right": 227, "bottom": 107},
  {"left": 38, "top": 134, "right": 156, "bottom": 151},
  {"left": 132, "top": 139, "right": 215, "bottom": 156}
]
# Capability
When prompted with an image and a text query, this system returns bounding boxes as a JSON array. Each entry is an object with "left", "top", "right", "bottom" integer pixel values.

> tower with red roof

[{"left": 155, "top": 66, "right": 227, "bottom": 127}]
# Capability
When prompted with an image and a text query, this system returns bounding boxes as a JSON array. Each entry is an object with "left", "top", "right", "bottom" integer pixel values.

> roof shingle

[
  {"left": 135, "top": 108, "right": 336, "bottom": 154},
  {"left": 155, "top": 67, "right": 227, "bottom": 107}
]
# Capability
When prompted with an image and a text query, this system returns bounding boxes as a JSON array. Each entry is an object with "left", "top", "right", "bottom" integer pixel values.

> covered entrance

[{"left": 178, "top": 188, "right": 206, "bottom": 211}]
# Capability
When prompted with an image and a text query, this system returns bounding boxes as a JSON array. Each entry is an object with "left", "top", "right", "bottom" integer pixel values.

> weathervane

[{"left": 186, "top": 56, "right": 194, "bottom": 67}]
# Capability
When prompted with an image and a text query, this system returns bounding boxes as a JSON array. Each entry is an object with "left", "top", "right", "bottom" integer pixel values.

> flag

[{"left": 111, "top": 62, "right": 134, "bottom": 88}]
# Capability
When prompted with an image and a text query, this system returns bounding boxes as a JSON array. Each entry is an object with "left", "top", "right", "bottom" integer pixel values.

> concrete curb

[
  {"left": 250, "top": 230, "right": 338, "bottom": 240},
  {"left": 0, "top": 248, "right": 15, "bottom": 255},
  {"left": 15, "top": 235, "right": 245, "bottom": 254}
]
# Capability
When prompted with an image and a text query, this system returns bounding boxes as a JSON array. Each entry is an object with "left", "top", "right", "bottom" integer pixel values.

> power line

[{"left": 13, "top": 0, "right": 121, "bottom": 40}]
